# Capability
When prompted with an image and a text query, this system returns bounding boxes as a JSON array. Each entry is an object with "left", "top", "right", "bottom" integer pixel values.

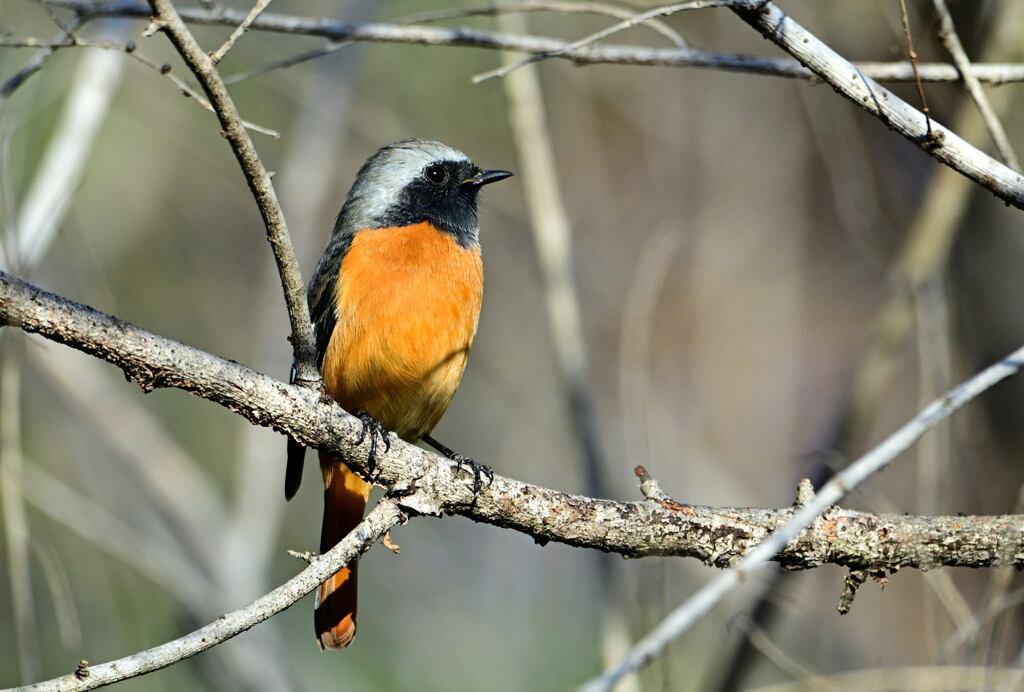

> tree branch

[
  {"left": 729, "top": 2, "right": 1024, "bottom": 210},
  {"left": 932, "top": 0, "right": 1020, "bottom": 172},
  {"left": 3, "top": 270, "right": 1024, "bottom": 571},
  {"left": 40, "top": 0, "right": 1024, "bottom": 85},
  {"left": 144, "top": 0, "right": 319, "bottom": 386},
  {"left": 17, "top": 499, "right": 406, "bottom": 692}
]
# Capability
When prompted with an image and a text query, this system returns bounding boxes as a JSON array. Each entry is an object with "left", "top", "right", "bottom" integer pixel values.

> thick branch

[
  {"left": 144, "top": 0, "right": 319, "bottom": 386},
  {"left": 731, "top": 2, "right": 1024, "bottom": 210},
  {"left": 3, "top": 270, "right": 1024, "bottom": 573},
  {"left": 17, "top": 500, "right": 405, "bottom": 692},
  {"left": 43, "top": 0, "right": 1024, "bottom": 84}
]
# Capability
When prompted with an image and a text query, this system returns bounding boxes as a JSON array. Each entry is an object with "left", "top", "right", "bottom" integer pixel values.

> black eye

[{"left": 424, "top": 163, "right": 448, "bottom": 185}]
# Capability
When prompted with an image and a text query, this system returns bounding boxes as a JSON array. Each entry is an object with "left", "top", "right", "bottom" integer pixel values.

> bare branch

[
  {"left": 209, "top": 0, "right": 272, "bottom": 64},
  {"left": 17, "top": 500, "right": 406, "bottom": 692},
  {"left": 932, "top": 0, "right": 1020, "bottom": 171},
  {"left": 145, "top": 0, "right": 318, "bottom": 385},
  {"left": 898, "top": 0, "right": 933, "bottom": 137},
  {"left": 38, "top": 1, "right": 1024, "bottom": 84},
  {"left": 4, "top": 271, "right": 1024, "bottom": 571},
  {"left": 729, "top": 2, "right": 1024, "bottom": 209}
]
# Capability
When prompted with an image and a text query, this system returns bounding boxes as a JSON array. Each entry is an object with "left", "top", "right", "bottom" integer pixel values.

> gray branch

[
  {"left": 729, "top": 2, "right": 1024, "bottom": 210},
  {"left": 41, "top": 0, "right": 1024, "bottom": 85},
  {"left": 144, "top": 0, "right": 320, "bottom": 386},
  {"left": 3, "top": 269, "right": 1024, "bottom": 571}
]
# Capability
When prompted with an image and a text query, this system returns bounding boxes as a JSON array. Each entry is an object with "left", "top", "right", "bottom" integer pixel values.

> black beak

[{"left": 461, "top": 169, "right": 514, "bottom": 188}]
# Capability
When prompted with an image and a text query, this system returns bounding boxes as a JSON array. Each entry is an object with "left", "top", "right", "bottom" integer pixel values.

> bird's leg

[
  {"left": 422, "top": 433, "right": 493, "bottom": 498},
  {"left": 353, "top": 410, "right": 391, "bottom": 474}
]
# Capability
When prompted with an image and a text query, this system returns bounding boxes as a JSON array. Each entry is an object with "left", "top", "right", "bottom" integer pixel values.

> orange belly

[{"left": 320, "top": 222, "right": 483, "bottom": 442}]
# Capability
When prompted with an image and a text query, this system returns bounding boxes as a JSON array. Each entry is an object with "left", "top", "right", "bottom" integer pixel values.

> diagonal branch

[
  {"left": 729, "top": 2, "right": 1024, "bottom": 209},
  {"left": 932, "top": 0, "right": 1021, "bottom": 172},
  {"left": 144, "top": 0, "right": 319, "bottom": 386},
  {"left": 17, "top": 499, "right": 406, "bottom": 692}
]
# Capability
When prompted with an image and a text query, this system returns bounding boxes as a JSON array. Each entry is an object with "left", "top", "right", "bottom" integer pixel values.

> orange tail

[{"left": 315, "top": 452, "right": 371, "bottom": 650}]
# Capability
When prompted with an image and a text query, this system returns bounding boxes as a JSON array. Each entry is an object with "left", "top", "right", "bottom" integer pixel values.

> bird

[{"left": 284, "top": 139, "right": 512, "bottom": 650}]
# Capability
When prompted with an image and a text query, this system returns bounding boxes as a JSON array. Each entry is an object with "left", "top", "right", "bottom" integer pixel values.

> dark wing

[{"left": 283, "top": 232, "right": 353, "bottom": 500}]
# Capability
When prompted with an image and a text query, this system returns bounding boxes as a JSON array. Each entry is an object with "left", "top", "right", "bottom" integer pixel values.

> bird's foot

[
  {"left": 353, "top": 410, "right": 391, "bottom": 473},
  {"left": 451, "top": 453, "right": 494, "bottom": 499}
]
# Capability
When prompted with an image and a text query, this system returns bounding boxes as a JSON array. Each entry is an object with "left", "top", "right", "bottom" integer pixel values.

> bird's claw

[
  {"left": 353, "top": 410, "right": 391, "bottom": 473},
  {"left": 451, "top": 453, "right": 493, "bottom": 499}
]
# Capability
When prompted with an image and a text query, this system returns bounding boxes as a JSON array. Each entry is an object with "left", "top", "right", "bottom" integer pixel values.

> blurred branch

[
  {"left": 932, "top": 0, "right": 1020, "bottom": 171},
  {"left": 145, "top": 0, "right": 319, "bottom": 386},
  {"left": 0, "top": 36, "right": 279, "bottom": 135},
  {"left": 499, "top": 12, "right": 610, "bottom": 526},
  {"left": 729, "top": 2, "right": 1024, "bottom": 210},
  {"left": 476, "top": 0, "right": 728, "bottom": 82},
  {"left": 221, "top": 0, "right": 690, "bottom": 87},
  {"left": 36, "top": 0, "right": 1024, "bottom": 84},
  {"left": 405, "top": 1, "right": 688, "bottom": 47},
  {"left": 746, "top": 666, "right": 1024, "bottom": 692},
  {"left": 0, "top": 21, "right": 81, "bottom": 106},
  {"left": 1, "top": 47, "right": 123, "bottom": 269},
  {"left": 499, "top": 9, "right": 626, "bottom": 681},
  {"left": 17, "top": 499, "right": 406, "bottom": 692},
  {"left": 0, "top": 337, "right": 38, "bottom": 681}
]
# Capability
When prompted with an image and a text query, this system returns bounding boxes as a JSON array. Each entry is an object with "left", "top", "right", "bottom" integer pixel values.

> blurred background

[{"left": 2, "top": 0, "right": 1024, "bottom": 689}]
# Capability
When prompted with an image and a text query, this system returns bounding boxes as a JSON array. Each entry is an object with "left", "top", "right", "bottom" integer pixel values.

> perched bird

[{"left": 285, "top": 139, "right": 512, "bottom": 649}]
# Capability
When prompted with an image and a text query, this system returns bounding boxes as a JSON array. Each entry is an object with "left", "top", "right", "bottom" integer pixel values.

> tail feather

[
  {"left": 285, "top": 437, "right": 305, "bottom": 500},
  {"left": 315, "top": 452, "right": 371, "bottom": 650}
]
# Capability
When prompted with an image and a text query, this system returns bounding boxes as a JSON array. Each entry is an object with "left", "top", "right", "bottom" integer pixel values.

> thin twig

[
  {"left": 582, "top": 344, "right": 1024, "bottom": 690},
  {"left": 36, "top": 1, "right": 1024, "bottom": 85},
  {"left": 898, "top": 0, "right": 932, "bottom": 137},
  {"left": 0, "top": 20, "right": 83, "bottom": 105},
  {"left": 209, "top": 0, "right": 272, "bottom": 64},
  {"left": 932, "top": 0, "right": 1020, "bottom": 171},
  {"left": 475, "top": 0, "right": 733, "bottom": 82},
  {"left": 404, "top": 1, "right": 688, "bottom": 47},
  {"left": 146, "top": 0, "right": 318, "bottom": 385},
  {"left": 16, "top": 500, "right": 406, "bottom": 692},
  {"left": 222, "top": 0, "right": 689, "bottom": 86},
  {"left": 0, "top": 36, "right": 279, "bottom": 135}
]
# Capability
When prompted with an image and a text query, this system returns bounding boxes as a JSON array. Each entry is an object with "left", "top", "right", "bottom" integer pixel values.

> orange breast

[{"left": 320, "top": 222, "right": 483, "bottom": 441}]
